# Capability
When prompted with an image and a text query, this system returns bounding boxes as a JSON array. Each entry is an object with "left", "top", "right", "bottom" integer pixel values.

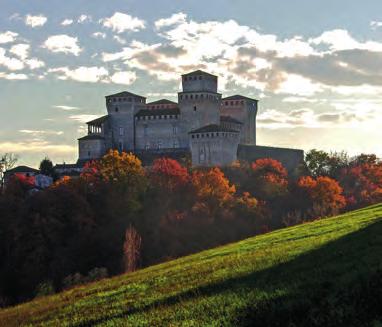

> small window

[
  {"left": 144, "top": 125, "right": 148, "bottom": 135},
  {"left": 119, "top": 127, "right": 124, "bottom": 136},
  {"left": 173, "top": 125, "right": 178, "bottom": 135},
  {"left": 199, "top": 76, "right": 202, "bottom": 80},
  {"left": 115, "top": 107, "right": 119, "bottom": 112},
  {"left": 157, "top": 140, "right": 162, "bottom": 149},
  {"left": 88, "top": 151, "right": 91, "bottom": 157},
  {"left": 118, "top": 141, "right": 123, "bottom": 152},
  {"left": 193, "top": 76, "right": 197, "bottom": 80},
  {"left": 195, "top": 94, "right": 198, "bottom": 99},
  {"left": 180, "top": 95, "right": 183, "bottom": 100},
  {"left": 113, "top": 98, "right": 116, "bottom": 102},
  {"left": 145, "top": 142, "right": 150, "bottom": 150},
  {"left": 190, "top": 95, "right": 193, "bottom": 99},
  {"left": 194, "top": 106, "right": 197, "bottom": 111}
]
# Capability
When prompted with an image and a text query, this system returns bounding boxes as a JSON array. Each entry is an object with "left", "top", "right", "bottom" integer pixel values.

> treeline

[{"left": 0, "top": 149, "right": 381, "bottom": 306}]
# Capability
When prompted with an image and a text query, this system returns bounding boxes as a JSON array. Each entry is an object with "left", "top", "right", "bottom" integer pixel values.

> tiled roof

[
  {"left": 135, "top": 107, "right": 180, "bottom": 117},
  {"left": 222, "top": 94, "right": 258, "bottom": 102},
  {"left": 86, "top": 115, "right": 109, "bottom": 125},
  {"left": 220, "top": 115, "right": 243, "bottom": 124},
  {"left": 182, "top": 70, "right": 217, "bottom": 78},
  {"left": 105, "top": 91, "right": 146, "bottom": 99},
  {"left": 146, "top": 99, "right": 177, "bottom": 106},
  {"left": 189, "top": 124, "right": 239, "bottom": 134},
  {"left": 6, "top": 165, "right": 39, "bottom": 173},
  {"left": 78, "top": 134, "right": 105, "bottom": 141}
]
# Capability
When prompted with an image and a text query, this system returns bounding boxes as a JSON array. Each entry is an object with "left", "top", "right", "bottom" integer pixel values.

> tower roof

[
  {"left": 146, "top": 99, "right": 177, "bottom": 106},
  {"left": 223, "top": 94, "right": 258, "bottom": 102},
  {"left": 86, "top": 115, "right": 109, "bottom": 125},
  {"left": 105, "top": 91, "right": 146, "bottom": 99},
  {"left": 182, "top": 70, "right": 217, "bottom": 79}
]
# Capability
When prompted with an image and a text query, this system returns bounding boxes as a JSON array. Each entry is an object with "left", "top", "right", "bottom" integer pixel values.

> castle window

[
  {"left": 194, "top": 106, "right": 197, "bottom": 111},
  {"left": 185, "top": 95, "right": 188, "bottom": 99},
  {"left": 157, "top": 140, "right": 162, "bottom": 149},
  {"left": 230, "top": 101, "right": 234, "bottom": 105},
  {"left": 201, "top": 94, "right": 203, "bottom": 99},
  {"left": 119, "top": 127, "right": 124, "bottom": 136},
  {"left": 118, "top": 98, "right": 121, "bottom": 102},
  {"left": 195, "top": 94, "right": 198, "bottom": 99},
  {"left": 206, "top": 133, "right": 209, "bottom": 137},
  {"left": 199, "top": 76, "right": 202, "bottom": 80},
  {"left": 192, "top": 135, "right": 195, "bottom": 139},
  {"left": 190, "top": 95, "right": 193, "bottom": 99},
  {"left": 193, "top": 76, "right": 197, "bottom": 80},
  {"left": 115, "top": 107, "right": 119, "bottom": 112},
  {"left": 241, "top": 100, "right": 244, "bottom": 105},
  {"left": 145, "top": 142, "right": 150, "bottom": 150},
  {"left": 173, "top": 125, "right": 178, "bottom": 135},
  {"left": 173, "top": 140, "right": 179, "bottom": 148},
  {"left": 88, "top": 151, "right": 91, "bottom": 157},
  {"left": 113, "top": 98, "right": 116, "bottom": 102},
  {"left": 180, "top": 95, "right": 183, "bottom": 100},
  {"left": 144, "top": 125, "right": 148, "bottom": 136},
  {"left": 196, "top": 134, "right": 199, "bottom": 138},
  {"left": 119, "top": 141, "right": 123, "bottom": 152}
]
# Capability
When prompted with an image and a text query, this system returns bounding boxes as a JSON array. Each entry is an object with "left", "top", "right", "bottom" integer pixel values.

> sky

[{"left": 1, "top": 0, "right": 382, "bottom": 167}]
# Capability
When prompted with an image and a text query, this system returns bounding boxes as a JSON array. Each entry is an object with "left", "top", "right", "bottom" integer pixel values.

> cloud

[
  {"left": 155, "top": 13, "right": 187, "bottom": 29},
  {"left": 113, "top": 35, "right": 126, "bottom": 44},
  {"left": 0, "top": 141, "right": 75, "bottom": 154},
  {"left": 78, "top": 14, "right": 92, "bottom": 23},
  {"left": 43, "top": 35, "right": 82, "bottom": 55},
  {"left": 69, "top": 114, "right": 99, "bottom": 123},
  {"left": 370, "top": 21, "right": 382, "bottom": 30},
  {"left": 19, "top": 129, "right": 64, "bottom": 136},
  {"left": 61, "top": 19, "right": 73, "bottom": 26},
  {"left": 110, "top": 71, "right": 136, "bottom": 85},
  {"left": 53, "top": 105, "right": 81, "bottom": 111},
  {"left": 0, "top": 31, "right": 18, "bottom": 44},
  {"left": 100, "top": 12, "right": 145, "bottom": 33},
  {"left": 10, "top": 43, "right": 30, "bottom": 60},
  {"left": 0, "top": 72, "right": 28, "bottom": 80},
  {"left": 0, "top": 48, "right": 24, "bottom": 70},
  {"left": 25, "top": 14, "right": 47, "bottom": 28},
  {"left": 92, "top": 32, "right": 106, "bottom": 39},
  {"left": 25, "top": 58, "right": 45, "bottom": 69},
  {"left": 48, "top": 66, "right": 109, "bottom": 83}
]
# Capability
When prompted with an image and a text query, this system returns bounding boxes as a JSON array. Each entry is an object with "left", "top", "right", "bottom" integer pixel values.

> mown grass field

[{"left": 1, "top": 204, "right": 382, "bottom": 326}]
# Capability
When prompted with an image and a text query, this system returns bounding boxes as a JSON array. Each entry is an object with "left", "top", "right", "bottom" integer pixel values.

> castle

[{"left": 72, "top": 70, "right": 303, "bottom": 170}]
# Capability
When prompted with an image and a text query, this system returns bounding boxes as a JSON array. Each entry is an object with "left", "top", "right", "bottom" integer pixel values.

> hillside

[{"left": 1, "top": 204, "right": 382, "bottom": 326}]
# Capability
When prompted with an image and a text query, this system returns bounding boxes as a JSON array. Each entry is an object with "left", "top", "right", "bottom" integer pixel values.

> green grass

[{"left": 2, "top": 204, "right": 382, "bottom": 326}]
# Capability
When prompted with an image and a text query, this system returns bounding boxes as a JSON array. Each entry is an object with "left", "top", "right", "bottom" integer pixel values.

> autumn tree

[
  {"left": 339, "top": 163, "right": 382, "bottom": 209},
  {"left": 297, "top": 176, "right": 346, "bottom": 218},
  {"left": 0, "top": 153, "right": 18, "bottom": 190},
  {"left": 248, "top": 158, "right": 288, "bottom": 200},
  {"left": 150, "top": 158, "right": 189, "bottom": 192}
]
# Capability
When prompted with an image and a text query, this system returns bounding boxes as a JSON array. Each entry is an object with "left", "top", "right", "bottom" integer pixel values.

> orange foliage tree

[
  {"left": 191, "top": 167, "right": 236, "bottom": 217},
  {"left": 297, "top": 176, "right": 346, "bottom": 218}
]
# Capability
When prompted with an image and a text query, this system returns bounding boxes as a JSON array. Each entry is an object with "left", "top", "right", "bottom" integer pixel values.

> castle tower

[
  {"left": 105, "top": 91, "right": 146, "bottom": 152},
  {"left": 178, "top": 70, "right": 222, "bottom": 147}
]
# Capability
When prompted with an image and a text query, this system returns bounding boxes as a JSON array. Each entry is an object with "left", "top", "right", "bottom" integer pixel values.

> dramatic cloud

[
  {"left": 48, "top": 66, "right": 109, "bottom": 83},
  {"left": 0, "top": 31, "right": 18, "bottom": 44},
  {"left": 100, "top": 12, "right": 145, "bottom": 33},
  {"left": 110, "top": 71, "right": 136, "bottom": 85},
  {"left": 25, "top": 14, "right": 47, "bottom": 28},
  {"left": 43, "top": 35, "right": 82, "bottom": 55}
]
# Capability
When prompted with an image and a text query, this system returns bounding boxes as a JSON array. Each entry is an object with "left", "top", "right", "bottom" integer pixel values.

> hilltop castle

[{"left": 72, "top": 70, "right": 303, "bottom": 170}]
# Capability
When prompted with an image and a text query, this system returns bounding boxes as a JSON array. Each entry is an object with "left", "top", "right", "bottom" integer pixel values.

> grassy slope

[{"left": 1, "top": 204, "right": 382, "bottom": 326}]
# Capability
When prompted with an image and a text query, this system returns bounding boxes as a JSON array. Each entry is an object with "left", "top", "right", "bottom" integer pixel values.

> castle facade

[{"left": 77, "top": 70, "right": 303, "bottom": 169}]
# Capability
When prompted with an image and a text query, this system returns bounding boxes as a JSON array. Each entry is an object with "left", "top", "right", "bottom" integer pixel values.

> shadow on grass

[{"left": 78, "top": 219, "right": 382, "bottom": 327}]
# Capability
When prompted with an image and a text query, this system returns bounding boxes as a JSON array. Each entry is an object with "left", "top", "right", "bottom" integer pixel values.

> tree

[
  {"left": 0, "top": 153, "right": 18, "bottom": 190},
  {"left": 249, "top": 158, "right": 288, "bottom": 200},
  {"left": 39, "top": 157, "right": 55, "bottom": 178},
  {"left": 305, "top": 149, "right": 349, "bottom": 179},
  {"left": 297, "top": 176, "right": 346, "bottom": 218},
  {"left": 123, "top": 226, "right": 142, "bottom": 272},
  {"left": 150, "top": 158, "right": 189, "bottom": 192}
]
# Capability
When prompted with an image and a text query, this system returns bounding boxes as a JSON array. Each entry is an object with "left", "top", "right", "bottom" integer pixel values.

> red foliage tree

[
  {"left": 297, "top": 176, "right": 346, "bottom": 217},
  {"left": 339, "top": 163, "right": 382, "bottom": 208},
  {"left": 150, "top": 158, "right": 189, "bottom": 192}
]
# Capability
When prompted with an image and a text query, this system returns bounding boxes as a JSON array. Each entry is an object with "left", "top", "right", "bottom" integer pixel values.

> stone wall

[
  {"left": 237, "top": 144, "right": 304, "bottom": 173},
  {"left": 78, "top": 138, "right": 106, "bottom": 160}
]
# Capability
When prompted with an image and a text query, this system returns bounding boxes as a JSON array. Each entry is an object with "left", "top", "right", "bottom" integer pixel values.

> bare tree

[
  {"left": 0, "top": 153, "right": 18, "bottom": 189},
  {"left": 123, "top": 225, "right": 142, "bottom": 273}
]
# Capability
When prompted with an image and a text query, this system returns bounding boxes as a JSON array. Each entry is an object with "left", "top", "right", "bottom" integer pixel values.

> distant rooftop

[
  {"left": 105, "top": 91, "right": 146, "bottom": 99},
  {"left": 223, "top": 95, "right": 258, "bottom": 102},
  {"left": 78, "top": 134, "right": 105, "bottom": 141},
  {"left": 146, "top": 99, "right": 177, "bottom": 106},
  {"left": 86, "top": 115, "right": 109, "bottom": 125},
  {"left": 6, "top": 165, "right": 39, "bottom": 174}
]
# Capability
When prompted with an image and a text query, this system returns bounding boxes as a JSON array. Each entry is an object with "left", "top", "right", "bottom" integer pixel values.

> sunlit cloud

[
  {"left": 25, "top": 14, "right": 47, "bottom": 28},
  {"left": 0, "top": 31, "right": 18, "bottom": 44},
  {"left": 100, "top": 12, "right": 145, "bottom": 33},
  {"left": 43, "top": 34, "right": 82, "bottom": 56}
]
